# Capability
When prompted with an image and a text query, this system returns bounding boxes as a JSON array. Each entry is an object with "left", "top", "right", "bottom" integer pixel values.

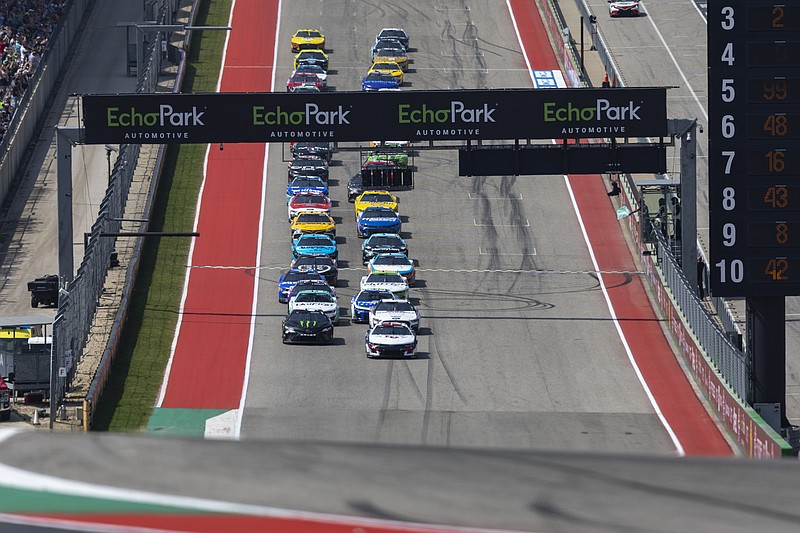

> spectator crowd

[{"left": 0, "top": 0, "right": 67, "bottom": 141}]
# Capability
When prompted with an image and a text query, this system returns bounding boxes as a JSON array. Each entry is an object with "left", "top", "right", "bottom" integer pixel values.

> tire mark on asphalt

[{"left": 374, "top": 360, "right": 394, "bottom": 441}]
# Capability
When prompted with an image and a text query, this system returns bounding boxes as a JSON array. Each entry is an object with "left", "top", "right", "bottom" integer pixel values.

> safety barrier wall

[
  {"left": 541, "top": 0, "right": 793, "bottom": 456},
  {"left": 0, "top": 0, "right": 91, "bottom": 208},
  {"left": 536, "top": 0, "right": 581, "bottom": 87},
  {"left": 52, "top": 0, "right": 177, "bottom": 426},
  {"left": 83, "top": 0, "right": 197, "bottom": 430}
]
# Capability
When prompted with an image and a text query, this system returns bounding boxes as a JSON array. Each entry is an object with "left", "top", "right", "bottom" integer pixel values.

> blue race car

[
  {"left": 278, "top": 269, "right": 325, "bottom": 303},
  {"left": 362, "top": 71, "right": 400, "bottom": 91},
  {"left": 357, "top": 206, "right": 401, "bottom": 238},
  {"left": 292, "top": 233, "right": 338, "bottom": 262},
  {"left": 350, "top": 289, "right": 396, "bottom": 323},
  {"left": 286, "top": 176, "right": 329, "bottom": 202}
]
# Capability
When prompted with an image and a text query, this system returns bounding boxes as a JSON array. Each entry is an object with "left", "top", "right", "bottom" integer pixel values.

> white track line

[
  {"left": 505, "top": 0, "right": 685, "bottom": 456},
  {"left": 235, "top": 0, "right": 283, "bottom": 440}
]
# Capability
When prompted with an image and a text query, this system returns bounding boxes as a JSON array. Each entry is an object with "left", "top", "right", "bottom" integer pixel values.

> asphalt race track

[{"left": 240, "top": 0, "right": 678, "bottom": 453}]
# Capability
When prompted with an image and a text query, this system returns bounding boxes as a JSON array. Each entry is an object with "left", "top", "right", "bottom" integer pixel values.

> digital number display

[
  {"left": 710, "top": 1, "right": 800, "bottom": 296},
  {"left": 747, "top": 149, "right": 800, "bottom": 175},
  {"left": 748, "top": 185, "right": 800, "bottom": 211},
  {"left": 747, "top": 113, "right": 800, "bottom": 139},
  {"left": 747, "top": 42, "right": 800, "bottom": 66},
  {"left": 747, "top": 78, "right": 800, "bottom": 103},
  {"left": 748, "top": 257, "right": 793, "bottom": 282},
  {"left": 747, "top": 5, "right": 800, "bottom": 31},
  {"left": 748, "top": 221, "right": 800, "bottom": 247}
]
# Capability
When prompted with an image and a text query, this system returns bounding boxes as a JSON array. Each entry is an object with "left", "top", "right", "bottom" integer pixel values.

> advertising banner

[{"left": 82, "top": 88, "right": 667, "bottom": 144}]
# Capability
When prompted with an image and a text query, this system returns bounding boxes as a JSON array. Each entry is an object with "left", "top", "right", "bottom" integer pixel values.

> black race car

[
  {"left": 282, "top": 309, "right": 334, "bottom": 344},
  {"left": 361, "top": 233, "right": 408, "bottom": 264},
  {"left": 347, "top": 173, "right": 364, "bottom": 202},
  {"left": 288, "top": 155, "right": 329, "bottom": 181},
  {"left": 290, "top": 254, "right": 339, "bottom": 286},
  {"left": 291, "top": 142, "right": 333, "bottom": 161}
]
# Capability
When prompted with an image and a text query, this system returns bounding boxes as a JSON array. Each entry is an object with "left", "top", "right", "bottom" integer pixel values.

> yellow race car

[
  {"left": 291, "top": 29, "right": 325, "bottom": 52},
  {"left": 294, "top": 49, "right": 329, "bottom": 71},
  {"left": 354, "top": 190, "right": 399, "bottom": 218},
  {"left": 367, "top": 61, "right": 404, "bottom": 84},
  {"left": 373, "top": 48, "right": 408, "bottom": 71},
  {"left": 291, "top": 212, "right": 336, "bottom": 239}
]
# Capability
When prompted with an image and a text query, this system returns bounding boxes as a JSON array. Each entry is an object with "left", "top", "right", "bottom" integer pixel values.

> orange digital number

[
  {"left": 765, "top": 151, "right": 786, "bottom": 173},
  {"left": 773, "top": 6, "right": 785, "bottom": 28},
  {"left": 763, "top": 186, "right": 789, "bottom": 208},
  {"left": 764, "top": 258, "right": 790, "bottom": 280},
  {"left": 762, "top": 80, "right": 788, "bottom": 100},
  {"left": 763, "top": 114, "right": 789, "bottom": 136}
]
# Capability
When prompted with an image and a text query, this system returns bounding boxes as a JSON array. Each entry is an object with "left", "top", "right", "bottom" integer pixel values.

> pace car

[
  {"left": 350, "top": 289, "right": 396, "bottom": 323},
  {"left": 288, "top": 290, "right": 339, "bottom": 325},
  {"left": 367, "top": 253, "right": 416, "bottom": 285},
  {"left": 369, "top": 299, "right": 419, "bottom": 331},
  {"left": 277, "top": 269, "right": 325, "bottom": 303},
  {"left": 361, "top": 233, "right": 408, "bottom": 264},
  {"left": 360, "top": 272, "right": 409, "bottom": 299},
  {"left": 362, "top": 71, "right": 400, "bottom": 91},
  {"left": 294, "top": 49, "right": 329, "bottom": 70},
  {"left": 287, "top": 279, "right": 336, "bottom": 303},
  {"left": 287, "top": 71, "right": 324, "bottom": 92},
  {"left": 290, "top": 255, "right": 338, "bottom": 286},
  {"left": 608, "top": 0, "right": 640, "bottom": 16},
  {"left": 376, "top": 28, "right": 409, "bottom": 50},
  {"left": 288, "top": 192, "right": 331, "bottom": 221},
  {"left": 354, "top": 190, "right": 399, "bottom": 217},
  {"left": 290, "top": 29, "right": 325, "bottom": 52},
  {"left": 290, "top": 212, "right": 336, "bottom": 239},
  {"left": 288, "top": 155, "right": 329, "bottom": 181},
  {"left": 282, "top": 309, "right": 334, "bottom": 345},
  {"left": 365, "top": 321, "right": 417, "bottom": 358},
  {"left": 292, "top": 233, "right": 338, "bottom": 262},
  {"left": 373, "top": 47, "right": 408, "bottom": 71},
  {"left": 357, "top": 206, "right": 401, "bottom": 238},
  {"left": 286, "top": 176, "right": 328, "bottom": 202},
  {"left": 367, "top": 61, "right": 404, "bottom": 84}
]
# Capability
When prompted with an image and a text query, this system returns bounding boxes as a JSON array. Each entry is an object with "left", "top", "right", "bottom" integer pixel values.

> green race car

[{"left": 365, "top": 151, "right": 409, "bottom": 168}]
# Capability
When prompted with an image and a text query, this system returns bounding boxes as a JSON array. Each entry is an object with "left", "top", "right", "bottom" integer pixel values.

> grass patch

[{"left": 91, "top": 0, "right": 232, "bottom": 431}]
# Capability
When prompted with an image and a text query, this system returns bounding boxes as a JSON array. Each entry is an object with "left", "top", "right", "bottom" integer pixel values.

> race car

[
  {"left": 376, "top": 28, "right": 409, "bottom": 50},
  {"left": 367, "top": 61, "right": 404, "bottom": 84},
  {"left": 373, "top": 46, "right": 408, "bottom": 71},
  {"left": 361, "top": 233, "right": 408, "bottom": 264},
  {"left": 291, "top": 64, "right": 328, "bottom": 85},
  {"left": 354, "top": 190, "right": 399, "bottom": 217},
  {"left": 286, "top": 279, "right": 336, "bottom": 303},
  {"left": 288, "top": 192, "right": 331, "bottom": 221},
  {"left": 362, "top": 71, "right": 400, "bottom": 91},
  {"left": 277, "top": 269, "right": 326, "bottom": 303},
  {"left": 371, "top": 38, "right": 407, "bottom": 59},
  {"left": 294, "top": 49, "right": 329, "bottom": 71},
  {"left": 288, "top": 155, "right": 329, "bottom": 181},
  {"left": 365, "top": 321, "right": 417, "bottom": 358},
  {"left": 370, "top": 140, "right": 409, "bottom": 149},
  {"left": 287, "top": 71, "right": 324, "bottom": 92},
  {"left": 347, "top": 174, "right": 364, "bottom": 202},
  {"left": 290, "top": 212, "right": 336, "bottom": 239},
  {"left": 290, "top": 29, "right": 325, "bottom": 52},
  {"left": 367, "top": 253, "right": 416, "bottom": 285},
  {"left": 292, "top": 233, "right": 338, "bottom": 262},
  {"left": 365, "top": 151, "right": 409, "bottom": 168},
  {"left": 369, "top": 299, "right": 419, "bottom": 331},
  {"left": 286, "top": 176, "right": 328, "bottom": 203},
  {"left": 350, "top": 289, "right": 396, "bottom": 323},
  {"left": 356, "top": 206, "right": 401, "bottom": 238},
  {"left": 608, "top": 0, "right": 640, "bottom": 17},
  {"left": 289, "top": 85, "right": 321, "bottom": 94},
  {"left": 360, "top": 272, "right": 409, "bottom": 299},
  {"left": 290, "top": 255, "right": 338, "bottom": 286},
  {"left": 291, "top": 141, "right": 333, "bottom": 161},
  {"left": 288, "top": 290, "right": 339, "bottom": 325},
  {"left": 282, "top": 309, "right": 334, "bottom": 345}
]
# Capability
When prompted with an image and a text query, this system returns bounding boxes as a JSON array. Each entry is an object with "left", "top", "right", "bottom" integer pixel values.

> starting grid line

[{"left": 188, "top": 265, "right": 642, "bottom": 275}]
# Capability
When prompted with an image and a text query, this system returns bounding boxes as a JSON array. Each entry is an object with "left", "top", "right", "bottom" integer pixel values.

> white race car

[
  {"left": 608, "top": 0, "right": 640, "bottom": 17},
  {"left": 369, "top": 299, "right": 419, "bottom": 331},
  {"left": 288, "top": 289, "right": 340, "bottom": 325},
  {"left": 365, "top": 321, "right": 417, "bottom": 358},
  {"left": 360, "top": 272, "right": 409, "bottom": 299}
]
